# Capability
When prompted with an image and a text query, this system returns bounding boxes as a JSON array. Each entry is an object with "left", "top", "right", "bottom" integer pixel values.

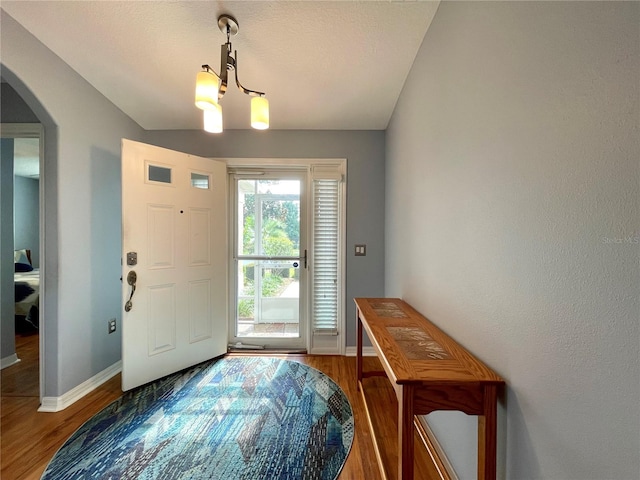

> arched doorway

[{"left": 1, "top": 67, "right": 58, "bottom": 406}]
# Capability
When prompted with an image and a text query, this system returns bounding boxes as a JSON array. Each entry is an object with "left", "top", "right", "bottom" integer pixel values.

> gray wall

[
  {"left": 1, "top": 11, "right": 144, "bottom": 396},
  {"left": 385, "top": 2, "right": 639, "bottom": 479},
  {"left": 14, "top": 176, "right": 39, "bottom": 267},
  {"left": 1, "top": 138, "right": 15, "bottom": 361},
  {"left": 143, "top": 129, "right": 386, "bottom": 346}
]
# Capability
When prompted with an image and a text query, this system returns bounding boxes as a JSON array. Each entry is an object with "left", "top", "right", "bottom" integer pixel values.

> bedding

[{"left": 14, "top": 249, "right": 39, "bottom": 329}]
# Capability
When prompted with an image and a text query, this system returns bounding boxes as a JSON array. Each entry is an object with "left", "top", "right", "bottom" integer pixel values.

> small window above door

[
  {"left": 146, "top": 163, "right": 172, "bottom": 185},
  {"left": 191, "top": 172, "right": 210, "bottom": 190}
]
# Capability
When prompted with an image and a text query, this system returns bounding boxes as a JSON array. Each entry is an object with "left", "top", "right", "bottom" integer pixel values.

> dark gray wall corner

[
  {"left": 0, "top": 138, "right": 16, "bottom": 361},
  {"left": 1, "top": 81, "right": 40, "bottom": 123}
]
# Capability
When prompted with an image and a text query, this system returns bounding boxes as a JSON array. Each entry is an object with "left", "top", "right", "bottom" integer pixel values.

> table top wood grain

[{"left": 355, "top": 298, "right": 503, "bottom": 386}]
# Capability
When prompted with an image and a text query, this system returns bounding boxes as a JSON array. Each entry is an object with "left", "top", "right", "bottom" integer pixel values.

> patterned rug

[{"left": 42, "top": 357, "right": 354, "bottom": 480}]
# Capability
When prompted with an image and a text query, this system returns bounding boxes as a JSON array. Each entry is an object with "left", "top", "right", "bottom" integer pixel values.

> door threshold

[{"left": 227, "top": 346, "right": 308, "bottom": 355}]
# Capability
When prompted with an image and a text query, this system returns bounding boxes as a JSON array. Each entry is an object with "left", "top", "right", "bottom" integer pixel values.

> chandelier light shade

[
  {"left": 203, "top": 102, "right": 223, "bottom": 133},
  {"left": 251, "top": 96, "right": 269, "bottom": 130},
  {"left": 195, "top": 70, "right": 219, "bottom": 110},
  {"left": 195, "top": 14, "right": 269, "bottom": 133}
]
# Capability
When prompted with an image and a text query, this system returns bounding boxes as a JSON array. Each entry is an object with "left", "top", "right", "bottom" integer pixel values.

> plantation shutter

[{"left": 312, "top": 171, "right": 342, "bottom": 334}]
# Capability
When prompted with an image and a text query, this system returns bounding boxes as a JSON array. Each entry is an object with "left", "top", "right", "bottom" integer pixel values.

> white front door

[{"left": 121, "top": 139, "right": 227, "bottom": 391}]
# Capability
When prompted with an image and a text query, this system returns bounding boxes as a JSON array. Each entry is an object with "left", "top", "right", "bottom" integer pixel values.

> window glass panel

[
  {"left": 235, "top": 178, "right": 302, "bottom": 340},
  {"left": 236, "top": 259, "right": 300, "bottom": 338},
  {"left": 256, "top": 180, "right": 299, "bottom": 195},
  {"left": 238, "top": 179, "right": 300, "bottom": 256},
  {"left": 191, "top": 172, "right": 209, "bottom": 189},
  {"left": 148, "top": 165, "right": 172, "bottom": 184},
  {"left": 260, "top": 198, "right": 300, "bottom": 256}
]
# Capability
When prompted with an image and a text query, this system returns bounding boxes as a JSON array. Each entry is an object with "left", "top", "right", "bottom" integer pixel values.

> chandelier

[{"left": 195, "top": 14, "right": 269, "bottom": 133}]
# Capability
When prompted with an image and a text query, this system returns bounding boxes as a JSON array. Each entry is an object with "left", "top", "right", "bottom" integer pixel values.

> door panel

[
  {"left": 121, "top": 139, "right": 227, "bottom": 390},
  {"left": 147, "top": 205, "right": 175, "bottom": 268},
  {"left": 189, "top": 279, "right": 212, "bottom": 342},
  {"left": 147, "top": 284, "right": 176, "bottom": 355},
  {"left": 189, "top": 209, "right": 211, "bottom": 265}
]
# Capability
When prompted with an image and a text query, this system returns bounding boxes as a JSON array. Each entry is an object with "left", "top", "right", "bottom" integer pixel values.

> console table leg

[
  {"left": 478, "top": 385, "right": 498, "bottom": 480},
  {"left": 356, "top": 313, "right": 363, "bottom": 390},
  {"left": 398, "top": 385, "right": 415, "bottom": 480}
]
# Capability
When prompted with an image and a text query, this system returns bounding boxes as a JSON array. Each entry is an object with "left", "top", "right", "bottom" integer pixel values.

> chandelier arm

[
  {"left": 217, "top": 44, "right": 233, "bottom": 100},
  {"left": 234, "top": 50, "right": 265, "bottom": 97}
]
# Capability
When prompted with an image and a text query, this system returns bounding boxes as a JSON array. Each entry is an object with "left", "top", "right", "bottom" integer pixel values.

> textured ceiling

[{"left": 1, "top": 1, "right": 439, "bottom": 131}]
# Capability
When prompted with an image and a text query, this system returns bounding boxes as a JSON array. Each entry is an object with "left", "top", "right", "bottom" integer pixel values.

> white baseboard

[
  {"left": 39, "top": 361, "right": 122, "bottom": 412},
  {"left": 1, "top": 353, "right": 21, "bottom": 370},
  {"left": 344, "top": 346, "right": 377, "bottom": 357}
]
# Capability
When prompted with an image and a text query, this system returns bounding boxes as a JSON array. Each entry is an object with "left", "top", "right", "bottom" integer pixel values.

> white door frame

[
  {"left": 222, "top": 158, "right": 347, "bottom": 355},
  {"left": 230, "top": 169, "right": 308, "bottom": 350}
]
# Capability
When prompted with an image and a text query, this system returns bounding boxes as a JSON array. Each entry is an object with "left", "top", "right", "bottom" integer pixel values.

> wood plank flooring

[
  {"left": 1, "top": 330, "right": 39, "bottom": 398},
  {"left": 1, "top": 347, "right": 441, "bottom": 480}
]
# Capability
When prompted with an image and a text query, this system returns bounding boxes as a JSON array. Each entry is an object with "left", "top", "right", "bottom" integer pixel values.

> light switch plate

[{"left": 355, "top": 244, "right": 366, "bottom": 256}]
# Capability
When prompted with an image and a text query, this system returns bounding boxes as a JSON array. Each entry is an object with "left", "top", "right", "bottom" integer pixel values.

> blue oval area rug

[{"left": 42, "top": 357, "right": 354, "bottom": 480}]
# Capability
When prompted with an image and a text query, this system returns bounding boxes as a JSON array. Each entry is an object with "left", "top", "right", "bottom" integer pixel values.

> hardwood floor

[
  {"left": 1, "top": 352, "right": 440, "bottom": 480},
  {"left": 1, "top": 329, "right": 39, "bottom": 398}
]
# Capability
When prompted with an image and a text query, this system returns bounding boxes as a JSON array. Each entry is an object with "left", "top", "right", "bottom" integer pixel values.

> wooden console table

[{"left": 355, "top": 298, "right": 504, "bottom": 480}]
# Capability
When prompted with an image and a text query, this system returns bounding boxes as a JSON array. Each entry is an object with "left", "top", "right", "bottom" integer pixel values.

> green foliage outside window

[
  {"left": 238, "top": 267, "right": 289, "bottom": 318},
  {"left": 239, "top": 186, "right": 299, "bottom": 319}
]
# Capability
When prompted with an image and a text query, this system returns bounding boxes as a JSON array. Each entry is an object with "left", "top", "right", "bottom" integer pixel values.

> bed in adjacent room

[{"left": 14, "top": 248, "right": 39, "bottom": 329}]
